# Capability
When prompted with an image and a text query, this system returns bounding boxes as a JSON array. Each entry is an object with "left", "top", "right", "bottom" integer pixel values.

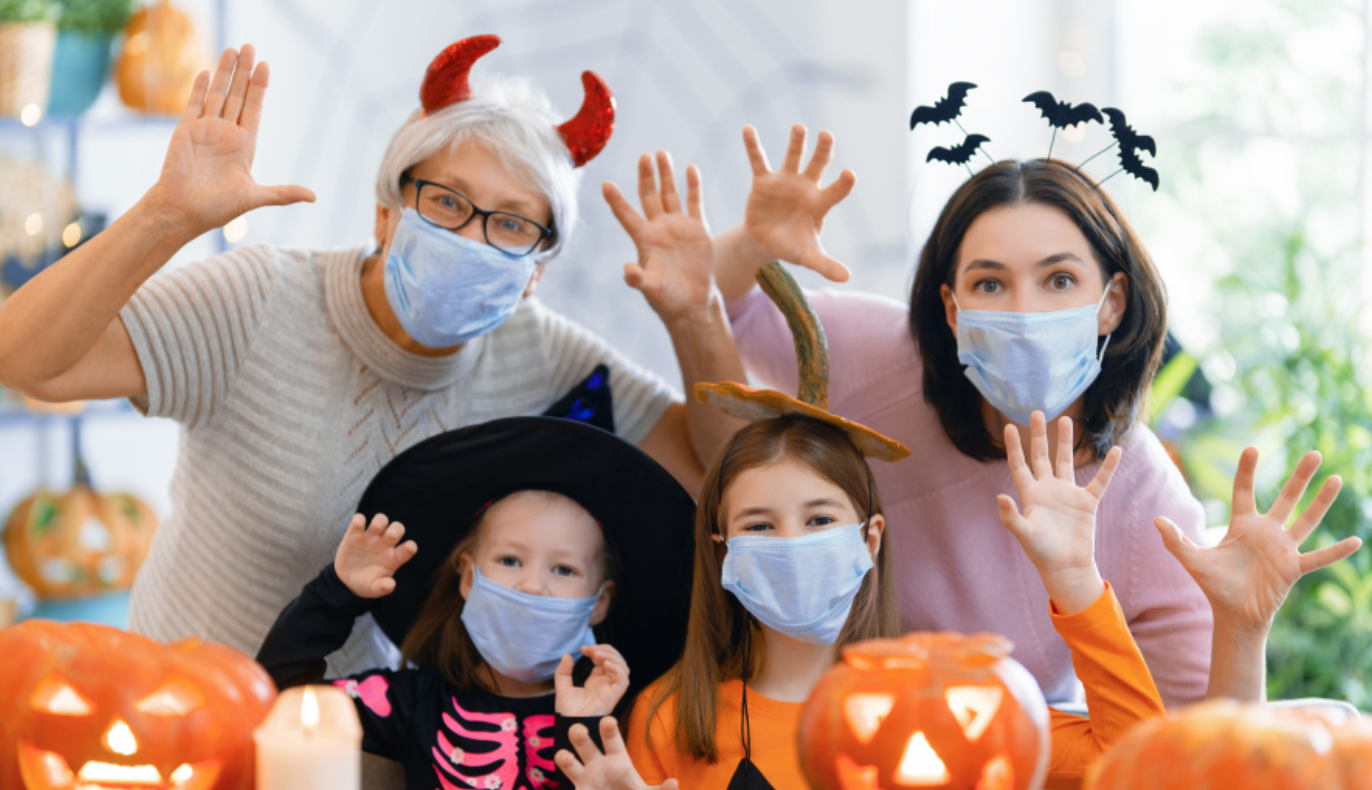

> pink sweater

[{"left": 729, "top": 287, "right": 1213, "bottom": 707}]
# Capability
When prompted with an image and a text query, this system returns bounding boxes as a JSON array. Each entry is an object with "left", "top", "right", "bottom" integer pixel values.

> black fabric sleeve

[{"left": 255, "top": 563, "right": 374, "bottom": 689}]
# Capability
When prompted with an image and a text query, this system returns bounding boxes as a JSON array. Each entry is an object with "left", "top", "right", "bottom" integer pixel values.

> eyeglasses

[{"left": 401, "top": 176, "right": 554, "bottom": 257}]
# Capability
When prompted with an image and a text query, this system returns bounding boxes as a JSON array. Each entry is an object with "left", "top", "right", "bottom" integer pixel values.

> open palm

[
  {"left": 742, "top": 124, "right": 856, "bottom": 282},
  {"left": 603, "top": 152, "right": 715, "bottom": 325},
  {"left": 1156, "top": 448, "right": 1361, "bottom": 630},
  {"left": 152, "top": 45, "right": 314, "bottom": 236},
  {"left": 334, "top": 513, "right": 418, "bottom": 599},
  {"left": 555, "top": 717, "right": 679, "bottom": 790}
]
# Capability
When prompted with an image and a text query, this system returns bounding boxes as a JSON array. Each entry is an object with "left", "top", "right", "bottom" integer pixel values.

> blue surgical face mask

[
  {"left": 460, "top": 565, "right": 601, "bottom": 683},
  {"left": 383, "top": 208, "right": 538, "bottom": 348},
  {"left": 720, "top": 523, "right": 874, "bottom": 646},
  {"left": 953, "top": 286, "right": 1113, "bottom": 425}
]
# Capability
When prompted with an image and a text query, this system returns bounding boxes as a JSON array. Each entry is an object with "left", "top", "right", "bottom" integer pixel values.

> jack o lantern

[
  {"left": 114, "top": 1, "right": 208, "bottom": 114},
  {"left": 1083, "top": 700, "right": 1372, "bottom": 790},
  {"left": 3, "top": 484, "right": 157, "bottom": 598},
  {"left": 798, "top": 632, "right": 1050, "bottom": 790},
  {"left": 0, "top": 620, "right": 276, "bottom": 790}
]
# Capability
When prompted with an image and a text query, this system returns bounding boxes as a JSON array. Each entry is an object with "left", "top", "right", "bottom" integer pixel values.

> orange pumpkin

[
  {"left": 798, "top": 632, "right": 1050, "bottom": 790},
  {"left": 0, "top": 620, "right": 276, "bottom": 790},
  {"left": 113, "top": 1, "right": 208, "bottom": 114},
  {"left": 3, "top": 485, "right": 157, "bottom": 598},
  {"left": 1083, "top": 700, "right": 1372, "bottom": 790}
]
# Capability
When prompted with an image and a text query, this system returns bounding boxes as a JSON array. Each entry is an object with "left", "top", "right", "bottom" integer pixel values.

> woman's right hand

[
  {"left": 555, "top": 717, "right": 679, "bottom": 790},
  {"left": 334, "top": 513, "right": 418, "bottom": 599},
  {"left": 147, "top": 44, "right": 315, "bottom": 238}
]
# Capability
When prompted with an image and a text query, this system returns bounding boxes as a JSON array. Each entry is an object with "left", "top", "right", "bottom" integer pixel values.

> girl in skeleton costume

[{"left": 257, "top": 417, "right": 696, "bottom": 790}]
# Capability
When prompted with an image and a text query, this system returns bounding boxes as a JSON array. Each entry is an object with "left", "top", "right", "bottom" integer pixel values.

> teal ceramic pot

[{"left": 47, "top": 30, "right": 115, "bottom": 117}]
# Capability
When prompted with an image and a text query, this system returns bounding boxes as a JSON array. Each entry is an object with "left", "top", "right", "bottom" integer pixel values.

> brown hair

[
  {"left": 909, "top": 159, "right": 1168, "bottom": 461},
  {"left": 645, "top": 416, "right": 901, "bottom": 762},
  {"left": 400, "top": 490, "right": 615, "bottom": 692}
]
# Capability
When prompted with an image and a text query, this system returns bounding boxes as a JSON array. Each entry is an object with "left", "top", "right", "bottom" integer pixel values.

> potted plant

[
  {"left": 0, "top": 0, "right": 59, "bottom": 119},
  {"left": 47, "top": 0, "right": 136, "bottom": 116}
]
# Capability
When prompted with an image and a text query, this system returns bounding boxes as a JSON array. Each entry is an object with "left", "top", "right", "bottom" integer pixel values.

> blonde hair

[{"left": 374, "top": 74, "right": 581, "bottom": 260}]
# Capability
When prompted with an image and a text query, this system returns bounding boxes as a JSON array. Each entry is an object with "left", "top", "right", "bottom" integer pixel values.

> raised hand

[
  {"left": 149, "top": 45, "right": 315, "bottom": 238},
  {"left": 603, "top": 152, "right": 716, "bottom": 326},
  {"left": 555, "top": 717, "right": 680, "bottom": 790},
  {"left": 334, "top": 513, "right": 418, "bottom": 599},
  {"left": 741, "top": 124, "right": 856, "bottom": 282},
  {"left": 555, "top": 645, "right": 631, "bottom": 718},
  {"left": 1156, "top": 448, "right": 1361, "bottom": 633},
  {"left": 997, "top": 411, "right": 1121, "bottom": 615}
]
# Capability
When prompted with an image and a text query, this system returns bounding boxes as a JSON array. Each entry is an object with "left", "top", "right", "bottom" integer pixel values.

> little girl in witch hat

[
  {"left": 551, "top": 263, "right": 1358, "bottom": 790},
  {"left": 256, "top": 416, "right": 696, "bottom": 790}
]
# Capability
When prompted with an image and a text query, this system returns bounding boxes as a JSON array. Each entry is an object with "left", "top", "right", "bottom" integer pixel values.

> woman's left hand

[
  {"left": 603, "top": 152, "right": 718, "bottom": 327},
  {"left": 997, "top": 411, "right": 1122, "bottom": 615},
  {"left": 554, "top": 644, "right": 631, "bottom": 718},
  {"left": 1156, "top": 448, "right": 1362, "bottom": 636}
]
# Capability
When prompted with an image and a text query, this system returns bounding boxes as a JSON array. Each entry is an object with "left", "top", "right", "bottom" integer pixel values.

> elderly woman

[{"left": 0, "top": 39, "right": 744, "bottom": 679}]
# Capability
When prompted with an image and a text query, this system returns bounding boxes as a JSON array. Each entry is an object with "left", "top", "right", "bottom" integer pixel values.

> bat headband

[
  {"left": 910, "top": 82, "right": 1158, "bottom": 190},
  {"left": 421, "top": 35, "right": 615, "bottom": 167},
  {"left": 694, "top": 262, "right": 910, "bottom": 462}
]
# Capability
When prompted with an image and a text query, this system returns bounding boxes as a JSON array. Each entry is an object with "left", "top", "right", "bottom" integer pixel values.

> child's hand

[
  {"left": 555, "top": 717, "right": 680, "bottom": 790},
  {"left": 1156, "top": 448, "right": 1361, "bottom": 636},
  {"left": 997, "top": 412, "right": 1121, "bottom": 615},
  {"left": 333, "top": 513, "right": 418, "bottom": 599},
  {"left": 603, "top": 152, "right": 716, "bottom": 327},
  {"left": 555, "top": 645, "right": 631, "bottom": 718},
  {"left": 741, "top": 123, "right": 855, "bottom": 283}
]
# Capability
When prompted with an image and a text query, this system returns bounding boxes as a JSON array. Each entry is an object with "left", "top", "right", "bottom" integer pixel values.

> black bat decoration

[
  {"left": 1102, "top": 108, "right": 1159, "bottom": 190},
  {"left": 1022, "top": 91, "right": 1104, "bottom": 128},
  {"left": 910, "top": 82, "right": 977, "bottom": 129},
  {"left": 926, "top": 134, "right": 991, "bottom": 166}
]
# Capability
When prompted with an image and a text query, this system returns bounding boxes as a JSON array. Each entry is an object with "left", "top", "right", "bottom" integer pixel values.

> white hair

[{"left": 375, "top": 73, "right": 581, "bottom": 260}]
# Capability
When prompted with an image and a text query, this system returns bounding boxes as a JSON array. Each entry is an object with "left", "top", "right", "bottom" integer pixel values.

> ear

[
  {"left": 375, "top": 203, "right": 399, "bottom": 260},
  {"left": 522, "top": 262, "right": 548, "bottom": 298},
  {"left": 457, "top": 553, "right": 475, "bottom": 601},
  {"left": 1098, "top": 272, "right": 1129, "bottom": 335},
  {"left": 589, "top": 579, "right": 616, "bottom": 627},
  {"left": 865, "top": 514, "right": 886, "bottom": 561},
  {"left": 940, "top": 283, "right": 958, "bottom": 333}
]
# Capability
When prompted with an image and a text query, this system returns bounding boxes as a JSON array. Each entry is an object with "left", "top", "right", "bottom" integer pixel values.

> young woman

[
  {"left": 709, "top": 125, "right": 1213, "bottom": 705},
  {"left": 552, "top": 411, "right": 1357, "bottom": 790},
  {"left": 257, "top": 417, "right": 698, "bottom": 790}
]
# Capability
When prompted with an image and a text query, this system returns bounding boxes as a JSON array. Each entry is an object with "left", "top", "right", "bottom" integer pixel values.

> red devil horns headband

[{"left": 418, "top": 35, "right": 616, "bottom": 168}]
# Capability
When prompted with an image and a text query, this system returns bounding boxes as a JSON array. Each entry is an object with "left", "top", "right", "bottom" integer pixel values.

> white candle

[{"left": 253, "top": 685, "right": 362, "bottom": 790}]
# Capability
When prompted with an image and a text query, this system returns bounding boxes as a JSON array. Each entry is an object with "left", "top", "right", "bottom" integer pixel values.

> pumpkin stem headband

[
  {"left": 695, "top": 262, "right": 910, "bottom": 462},
  {"left": 420, "top": 35, "right": 615, "bottom": 167},
  {"left": 910, "top": 82, "right": 1159, "bottom": 190}
]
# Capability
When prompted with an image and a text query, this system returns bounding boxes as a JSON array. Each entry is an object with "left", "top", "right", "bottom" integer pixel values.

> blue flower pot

[{"left": 47, "top": 30, "right": 115, "bottom": 117}]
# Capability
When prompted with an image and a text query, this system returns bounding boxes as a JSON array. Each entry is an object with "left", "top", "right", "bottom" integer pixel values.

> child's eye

[
  {"left": 496, "top": 556, "right": 521, "bottom": 568},
  {"left": 807, "top": 515, "right": 837, "bottom": 527},
  {"left": 552, "top": 565, "right": 579, "bottom": 578},
  {"left": 742, "top": 522, "right": 773, "bottom": 533}
]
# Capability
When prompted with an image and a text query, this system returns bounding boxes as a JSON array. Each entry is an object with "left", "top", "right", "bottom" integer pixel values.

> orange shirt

[{"left": 626, "top": 583, "right": 1164, "bottom": 790}]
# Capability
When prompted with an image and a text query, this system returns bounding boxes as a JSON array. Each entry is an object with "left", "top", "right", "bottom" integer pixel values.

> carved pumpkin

[
  {"left": 3, "top": 484, "right": 157, "bottom": 598},
  {"left": 1083, "top": 700, "right": 1372, "bottom": 790},
  {"left": 113, "top": 1, "right": 208, "bottom": 114},
  {"left": 0, "top": 620, "right": 276, "bottom": 790},
  {"left": 798, "top": 632, "right": 1050, "bottom": 790}
]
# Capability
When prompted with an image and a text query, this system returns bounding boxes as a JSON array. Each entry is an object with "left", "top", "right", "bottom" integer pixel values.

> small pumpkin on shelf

[{"left": 113, "top": 0, "right": 208, "bottom": 115}]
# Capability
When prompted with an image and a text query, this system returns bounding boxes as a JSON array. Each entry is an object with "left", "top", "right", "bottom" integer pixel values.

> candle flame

[
  {"left": 301, "top": 686, "right": 320, "bottom": 734},
  {"left": 105, "top": 719, "right": 138, "bottom": 756}
]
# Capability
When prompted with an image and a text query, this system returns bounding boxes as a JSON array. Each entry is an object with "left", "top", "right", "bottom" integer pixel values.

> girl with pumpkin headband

[
  {"left": 0, "top": 36, "right": 748, "bottom": 694},
  {"left": 256, "top": 417, "right": 697, "bottom": 790}
]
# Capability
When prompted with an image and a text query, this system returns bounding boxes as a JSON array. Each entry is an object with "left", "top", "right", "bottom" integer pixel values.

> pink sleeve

[
  {"left": 726, "top": 287, "right": 803, "bottom": 394},
  {"left": 1097, "top": 426, "right": 1213, "bottom": 708}
]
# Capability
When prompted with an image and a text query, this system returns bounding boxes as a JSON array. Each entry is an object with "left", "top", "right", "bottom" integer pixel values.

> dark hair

[
  {"left": 645, "top": 416, "right": 901, "bottom": 763},
  {"left": 910, "top": 159, "right": 1168, "bottom": 461}
]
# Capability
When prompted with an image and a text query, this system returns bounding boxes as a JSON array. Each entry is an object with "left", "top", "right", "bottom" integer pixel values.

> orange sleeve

[
  {"left": 1043, "top": 582, "right": 1166, "bottom": 790},
  {"left": 626, "top": 685, "right": 676, "bottom": 785}
]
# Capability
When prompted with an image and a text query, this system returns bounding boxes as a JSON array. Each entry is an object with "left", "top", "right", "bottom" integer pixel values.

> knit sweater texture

[{"left": 119, "top": 244, "right": 674, "bottom": 676}]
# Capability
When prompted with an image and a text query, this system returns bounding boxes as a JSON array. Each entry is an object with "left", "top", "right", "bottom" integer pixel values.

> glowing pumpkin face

[
  {"left": 0, "top": 620, "right": 276, "bottom": 790},
  {"left": 1084, "top": 700, "right": 1372, "bottom": 790},
  {"left": 798, "top": 632, "right": 1050, "bottom": 790}
]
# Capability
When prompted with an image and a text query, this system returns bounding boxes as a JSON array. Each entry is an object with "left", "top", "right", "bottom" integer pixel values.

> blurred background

[{"left": 0, "top": 0, "right": 1368, "bottom": 705}]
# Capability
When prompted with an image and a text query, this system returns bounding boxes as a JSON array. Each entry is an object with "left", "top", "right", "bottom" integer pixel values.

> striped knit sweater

[{"left": 119, "top": 244, "right": 674, "bottom": 677}]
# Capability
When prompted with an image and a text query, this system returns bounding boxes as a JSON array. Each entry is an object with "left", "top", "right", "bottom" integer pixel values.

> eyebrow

[
  {"left": 963, "top": 252, "right": 1084, "bottom": 275},
  {"left": 422, "top": 174, "right": 542, "bottom": 218},
  {"left": 729, "top": 497, "right": 848, "bottom": 523}
]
